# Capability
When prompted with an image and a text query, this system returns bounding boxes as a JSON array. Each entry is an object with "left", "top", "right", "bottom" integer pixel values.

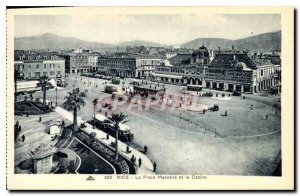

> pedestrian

[
  {"left": 225, "top": 110, "right": 227, "bottom": 116},
  {"left": 106, "top": 134, "right": 109, "bottom": 140},
  {"left": 203, "top": 109, "right": 206, "bottom": 114},
  {"left": 18, "top": 125, "right": 22, "bottom": 132},
  {"left": 144, "top": 145, "right": 148, "bottom": 153},
  {"left": 26, "top": 112, "right": 29, "bottom": 117},
  {"left": 131, "top": 155, "right": 136, "bottom": 164},
  {"left": 275, "top": 110, "right": 278, "bottom": 116},
  {"left": 153, "top": 162, "right": 157, "bottom": 172},
  {"left": 21, "top": 134, "right": 25, "bottom": 142},
  {"left": 265, "top": 115, "right": 268, "bottom": 120},
  {"left": 126, "top": 145, "right": 130, "bottom": 153},
  {"left": 138, "top": 158, "right": 142, "bottom": 168}
]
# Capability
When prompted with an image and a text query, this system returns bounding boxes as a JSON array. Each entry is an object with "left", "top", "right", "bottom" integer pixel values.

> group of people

[
  {"left": 130, "top": 154, "right": 157, "bottom": 172},
  {"left": 14, "top": 120, "right": 25, "bottom": 142}
]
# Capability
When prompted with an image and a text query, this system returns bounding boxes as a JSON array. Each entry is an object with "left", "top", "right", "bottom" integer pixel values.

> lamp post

[
  {"left": 55, "top": 87, "right": 58, "bottom": 106},
  {"left": 92, "top": 99, "right": 98, "bottom": 129}
]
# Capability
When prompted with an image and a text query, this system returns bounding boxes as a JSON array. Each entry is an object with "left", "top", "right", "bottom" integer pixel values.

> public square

[{"left": 16, "top": 73, "right": 281, "bottom": 175}]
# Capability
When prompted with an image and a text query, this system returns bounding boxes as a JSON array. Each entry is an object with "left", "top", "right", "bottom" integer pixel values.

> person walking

[
  {"left": 138, "top": 158, "right": 142, "bottom": 168},
  {"left": 21, "top": 134, "right": 25, "bottom": 142},
  {"left": 265, "top": 115, "right": 268, "bottom": 120},
  {"left": 153, "top": 162, "right": 157, "bottom": 172}
]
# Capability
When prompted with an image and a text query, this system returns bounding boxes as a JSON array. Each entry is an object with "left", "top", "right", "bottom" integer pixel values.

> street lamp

[
  {"left": 55, "top": 87, "right": 58, "bottom": 106},
  {"left": 92, "top": 99, "right": 98, "bottom": 129}
]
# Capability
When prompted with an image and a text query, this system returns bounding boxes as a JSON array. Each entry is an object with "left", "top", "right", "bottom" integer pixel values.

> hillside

[
  {"left": 14, "top": 33, "right": 113, "bottom": 50},
  {"left": 181, "top": 31, "right": 281, "bottom": 51}
]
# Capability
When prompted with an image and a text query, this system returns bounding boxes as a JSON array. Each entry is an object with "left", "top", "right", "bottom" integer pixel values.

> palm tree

[
  {"left": 107, "top": 112, "right": 129, "bottom": 160},
  {"left": 92, "top": 98, "right": 98, "bottom": 129},
  {"left": 38, "top": 76, "right": 51, "bottom": 108},
  {"left": 14, "top": 69, "right": 22, "bottom": 103},
  {"left": 62, "top": 88, "right": 86, "bottom": 132}
]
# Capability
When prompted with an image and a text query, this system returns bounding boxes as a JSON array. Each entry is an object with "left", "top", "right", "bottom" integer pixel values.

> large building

[
  {"left": 14, "top": 51, "right": 65, "bottom": 79},
  {"left": 60, "top": 49, "right": 100, "bottom": 74},
  {"left": 153, "top": 45, "right": 281, "bottom": 93},
  {"left": 98, "top": 54, "right": 165, "bottom": 78}
]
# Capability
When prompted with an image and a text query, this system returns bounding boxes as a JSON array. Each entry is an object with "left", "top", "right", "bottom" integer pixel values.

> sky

[{"left": 14, "top": 14, "right": 281, "bottom": 46}]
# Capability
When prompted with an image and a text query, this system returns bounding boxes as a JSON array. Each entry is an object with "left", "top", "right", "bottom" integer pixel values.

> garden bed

[
  {"left": 68, "top": 137, "right": 115, "bottom": 174},
  {"left": 15, "top": 101, "right": 53, "bottom": 115}
]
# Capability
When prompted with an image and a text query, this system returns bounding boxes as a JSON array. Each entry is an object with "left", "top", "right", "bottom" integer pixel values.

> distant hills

[
  {"left": 14, "top": 33, "right": 114, "bottom": 50},
  {"left": 181, "top": 31, "right": 281, "bottom": 51},
  {"left": 118, "top": 40, "right": 168, "bottom": 47},
  {"left": 15, "top": 31, "right": 281, "bottom": 51}
]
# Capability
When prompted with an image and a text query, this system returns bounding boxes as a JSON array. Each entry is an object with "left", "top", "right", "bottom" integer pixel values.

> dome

[
  {"left": 235, "top": 62, "right": 247, "bottom": 69},
  {"left": 192, "top": 45, "right": 210, "bottom": 58}
]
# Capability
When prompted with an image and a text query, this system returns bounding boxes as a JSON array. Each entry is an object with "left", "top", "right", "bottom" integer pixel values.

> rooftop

[{"left": 30, "top": 142, "right": 57, "bottom": 159}]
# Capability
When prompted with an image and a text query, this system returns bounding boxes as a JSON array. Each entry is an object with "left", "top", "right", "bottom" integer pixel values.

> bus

[
  {"left": 94, "top": 113, "right": 134, "bottom": 142},
  {"left": 187, "top": 85, "right": 202, "bottom": 91}
]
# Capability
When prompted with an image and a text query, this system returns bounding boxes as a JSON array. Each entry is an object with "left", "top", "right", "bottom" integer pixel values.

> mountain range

[
  {"left": 14, "top": 31, "right": 281, "bottom": 51},
  {"left": 181, "top": 31, "right": 281, "bottom": 51}
]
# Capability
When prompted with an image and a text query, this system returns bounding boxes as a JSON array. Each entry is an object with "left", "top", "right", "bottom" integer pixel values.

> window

[
  {"left": 44, "top": 64, "right": 47, "bottom": 69},
  {"left": 29, "top": 65, "right": 31, "bottom": 69},
  {"left": 36, "top": 64, "right": 39, "bottom": 69},
  {"left": 17, "top": 64, "right": 20, "bottom": 70},
  {"left": 43, "top": 72, "right": 47, "bottom": 76},
  {"left": 53, "top": 64, "right": 55, "bottom": 68},
  {"left": 50, "top": 71, "right": 55, "bottom": 75},
  {"left": 57, "top": 71, "right": 61, "bottom": 75},
  {"left": 260, "top": 69, "right": 263, "bottom": 76}
]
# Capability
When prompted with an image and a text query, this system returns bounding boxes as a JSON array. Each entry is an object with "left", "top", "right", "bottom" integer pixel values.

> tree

[
  {"left": 107, "top": 112, "right": 129, "bottom": 160},
  {"left": 92, "top": 98, "right": 98, "bottom": 129},
  {"left": 62, "top": 88, "right": 86, "bottom": 132},
  {"left": 37, "top": 76, "right": 51, "bottom": 108},
  {"left": 14, "top": 69, "right": 23, "bottom": 103}
]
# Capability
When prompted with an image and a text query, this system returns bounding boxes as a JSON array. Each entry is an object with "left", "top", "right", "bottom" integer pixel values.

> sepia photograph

[{"left": 6, "top": 6, "right": 294, "bottom": 190}]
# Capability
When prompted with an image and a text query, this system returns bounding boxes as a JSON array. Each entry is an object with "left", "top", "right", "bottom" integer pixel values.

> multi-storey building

[
  {"left": 98, "top": 55, "right": 165, "bottom": 78},
  {"left": 14, "top": 51, "right": 65, "bottom": 79},
  {"left": 152, "top": 45, "right": 281, "bottom": 93},
  {"left": 60, "top": 49, "right": 100, "bottom": 74}
]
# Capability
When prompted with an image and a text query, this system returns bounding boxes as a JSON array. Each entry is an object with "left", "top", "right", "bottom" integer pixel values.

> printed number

[{"left": 104, "top": 176, "right": 112, "bottom": 179}]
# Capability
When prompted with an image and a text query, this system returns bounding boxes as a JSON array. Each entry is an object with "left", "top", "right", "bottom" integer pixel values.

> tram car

[{"left": 94, "top": 113, "right": 134, "bottom": 142}]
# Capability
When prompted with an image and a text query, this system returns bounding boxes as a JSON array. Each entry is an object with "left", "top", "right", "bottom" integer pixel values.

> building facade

[
  {"left": 60, "top": 49, "right": 100, "bottom": 74},
  {"left": 98, "top": 55, "right": 165, "bottom": 78},
  {"left": 152, "top": 45, "right": 281, "bottom": 93},
  {"left": 14, "top": 52, "right": 65, "bottom": 79}
]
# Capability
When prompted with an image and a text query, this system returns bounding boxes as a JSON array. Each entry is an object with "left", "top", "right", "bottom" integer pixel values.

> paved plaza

[{"left": 16, "top": 74, "right": 281, "bottom": 175}]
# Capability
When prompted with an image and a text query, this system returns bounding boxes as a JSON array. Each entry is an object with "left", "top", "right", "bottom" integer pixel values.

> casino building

[{"left": 153, "top": 45, "right": 281, "bottom": 93}]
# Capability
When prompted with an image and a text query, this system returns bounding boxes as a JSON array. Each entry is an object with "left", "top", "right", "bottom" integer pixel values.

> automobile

[
  {"left": 209, "top": 104, "right": 219, "bottom": 112},
  {"left": 106, "top": 76, "right": 112, "bottom": 80},
  {"left": 112, "top": 78, "right": 120, "bottom": 84},
  {"left": 105, "top": 85, "right": 118, "bottom": 94},
  {"left": 232, "top": 91, "right": 242, "bottom": 96}
]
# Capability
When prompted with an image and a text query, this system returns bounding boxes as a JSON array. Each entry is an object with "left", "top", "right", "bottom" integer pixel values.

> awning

[{"left": 152, "top": 73, "right": 183, "bottom": 79}]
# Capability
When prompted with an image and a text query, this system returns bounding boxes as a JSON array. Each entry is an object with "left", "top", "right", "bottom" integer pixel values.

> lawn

[{"left": 68, "top": 137, "right": 115, "bottom": 174}]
